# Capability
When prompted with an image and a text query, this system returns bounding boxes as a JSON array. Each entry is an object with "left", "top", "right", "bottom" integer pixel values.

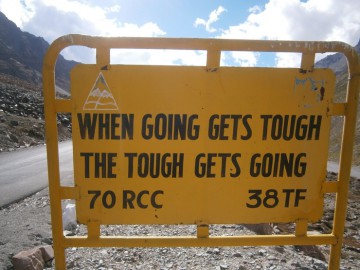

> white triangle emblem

[{"left": 83, "top": 72, "right": 118, "bottom": 110}]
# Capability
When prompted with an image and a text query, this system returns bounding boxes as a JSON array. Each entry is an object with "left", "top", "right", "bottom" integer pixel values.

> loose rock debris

[{"left": 0, "top": 174, "right": 359, "bottom": 269}]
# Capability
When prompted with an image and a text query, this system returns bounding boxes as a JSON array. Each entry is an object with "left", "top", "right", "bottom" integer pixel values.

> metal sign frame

[{"left": 43, "top": 35, "right": 359, "bottom": 270}]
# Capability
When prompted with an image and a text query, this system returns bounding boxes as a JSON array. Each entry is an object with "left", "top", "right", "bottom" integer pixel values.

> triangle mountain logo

[{"left": 83, "top": 72, "right": 119, "bottom": 110}]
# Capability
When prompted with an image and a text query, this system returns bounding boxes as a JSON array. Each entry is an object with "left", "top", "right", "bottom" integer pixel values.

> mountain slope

[
  {"left": 315, "top": 39, "right": 360, "bottom": 165},
  {"left": 0, "top": 11, "right": 77, "bottom": 92},
  {"left": 315, "top": 39, "right": 360, "bottom": 76}
]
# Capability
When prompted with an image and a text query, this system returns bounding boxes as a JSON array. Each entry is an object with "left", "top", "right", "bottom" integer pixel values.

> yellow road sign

[
  {"left": 72, "top": 65, "right": 335, "bottom": 224},
  {"left": 43, "top": 35, "right": 360, "bottom": 270}
]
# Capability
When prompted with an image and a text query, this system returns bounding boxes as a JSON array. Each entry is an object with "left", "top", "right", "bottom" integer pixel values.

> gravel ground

[{"left": 0, "top": 173, "right": 359, "bottom": 270}]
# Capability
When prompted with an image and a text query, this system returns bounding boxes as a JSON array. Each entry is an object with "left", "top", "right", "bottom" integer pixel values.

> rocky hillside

[
  {"left": 315, "top": 39, "right": 360, "bottom": 165},
  {"left": 0, "top": 74, "right": 71, "bottom": 152},
  {"left": 0, "top": 11, "right": 77, "bottom": 92},
  {"left": 0, "top": 12, "right": 75, "bottom": 152}
]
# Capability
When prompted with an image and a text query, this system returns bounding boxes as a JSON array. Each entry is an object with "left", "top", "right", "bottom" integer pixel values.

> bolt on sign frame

[{"left": 43, "top": 35, "right": 359, "bottom": 270}]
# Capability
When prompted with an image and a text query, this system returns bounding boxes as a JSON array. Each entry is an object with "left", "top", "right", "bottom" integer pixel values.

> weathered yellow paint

[
  {"left": 71, "top": 65, "right": 334, "bottom": 225},
  {"left": 43, "top": 35, "right": 360, "bottom": 270}
]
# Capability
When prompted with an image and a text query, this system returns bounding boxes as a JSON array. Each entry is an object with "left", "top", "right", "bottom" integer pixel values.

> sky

[{"left": 1, "top": 0, "right": 360, "bottom": 67}]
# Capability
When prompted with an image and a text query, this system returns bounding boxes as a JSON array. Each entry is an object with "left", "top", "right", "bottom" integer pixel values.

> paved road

[
  {"left": 0, "top": 141, "right": 359, "bottom": 208},
  {"left": 0, "top": 141, "right": 73, "bottom": 208}
]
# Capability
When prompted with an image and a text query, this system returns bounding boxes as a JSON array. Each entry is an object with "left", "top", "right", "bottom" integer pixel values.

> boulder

[
  {"left": 12, "top": 247, "right": 44, "bottom": 270},
  {"left": 12, "top": 245, "right": 54, "bottom": 270}
]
